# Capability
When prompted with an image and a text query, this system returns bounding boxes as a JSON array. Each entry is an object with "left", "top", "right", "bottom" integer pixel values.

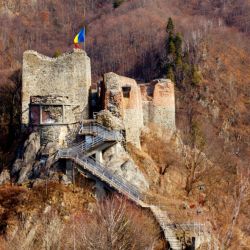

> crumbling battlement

[
  {"left": 21, "top": 49, "right": 175, "bottom": 148},
  {"left": 140, "top": 79, "right": 175, "bottom": 131},
  {"left": 22, "top": 49, "right": 91, "bottom": 125},
  {"left": 22, "top": 49, "right": 91, "bottom": 145},
  {"left": 103, "top": 73, "right": 144, "bottom": 148},
  {"left": 101, "top": 74, "right": 175, "bottom": 148}
]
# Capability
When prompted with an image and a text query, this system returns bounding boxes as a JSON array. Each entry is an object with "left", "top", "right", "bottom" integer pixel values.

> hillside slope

[{"left": 0, "top": 0, "right": 249, "bottom": 249}]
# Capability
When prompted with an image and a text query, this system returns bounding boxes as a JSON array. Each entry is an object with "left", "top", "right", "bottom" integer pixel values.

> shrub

[{"left": 53, "top": 49, "right": 62, "bottom": 58}]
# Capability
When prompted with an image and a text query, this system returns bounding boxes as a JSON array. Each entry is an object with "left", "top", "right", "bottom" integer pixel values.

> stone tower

[
  {"left": 102, "top": 72, "right": 144, "bottom": 148},
  {"left": 101, "top": 74, "right": 176, "bottom": 148},
  {"left": 140, "top": 79, "right": 175, "bottom": 130},
  {"left": 22, "top": 49, "right": 91, "bottom": 145}
]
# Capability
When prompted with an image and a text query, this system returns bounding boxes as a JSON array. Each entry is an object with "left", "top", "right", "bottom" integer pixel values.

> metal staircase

[
  {"left": 56, "top": 123, "right": 203, "bottom": 250},
  {"left": 59, "top": 123, "right": 122, "bottom": 158}
]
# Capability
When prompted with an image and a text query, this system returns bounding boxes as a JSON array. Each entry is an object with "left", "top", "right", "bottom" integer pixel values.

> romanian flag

[{"left": 74, "top": 28, "right": 85, "bottom": 44}]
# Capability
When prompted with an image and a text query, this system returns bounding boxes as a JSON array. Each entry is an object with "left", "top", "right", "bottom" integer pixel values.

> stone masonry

[
  {"left": 101, "top": 74, "right": 175, "bottom": 148},
  {"left": 102, "top": 72, "right": 144, "bottom": 148},
  {"left": 22, "top": 49, "right": 91, "bottom": 145},
  {"left": 140, "top": 79, "right": 175, "bottom": 130},
  {"left": 21, "top": 49, "right": 175, "bottom": 148}
]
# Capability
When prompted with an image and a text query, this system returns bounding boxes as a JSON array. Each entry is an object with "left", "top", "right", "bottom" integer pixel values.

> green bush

[
  {"left": 192, "top": 67, "right": 203, "bottom": 86},
  {"left": 53, "top": 49, "right": 62, "bottom": 58}
]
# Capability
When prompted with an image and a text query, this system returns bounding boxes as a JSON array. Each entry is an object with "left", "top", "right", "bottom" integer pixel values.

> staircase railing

[
  {"left": 56, "top": 122, "right": 204, "bottom": 250},
  {"left": 79, "top": 122, "right": 123, "bottom": 141},
  {"left": 85, "top": 156, "right": 143, "bottom": 201},
  {"left": 58, "top": 135, "right": 105, "bottom": 158},
  {"left": 62, "top": 151, "right": 144, "bottom": 203},
  {"left": 59, "top": 123, "right": 123, "bottom": 158}
]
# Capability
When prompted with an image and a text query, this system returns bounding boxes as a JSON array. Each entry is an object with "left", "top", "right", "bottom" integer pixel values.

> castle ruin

[{"left": 22, "top": 49, "right": 175, "bottom": 148}]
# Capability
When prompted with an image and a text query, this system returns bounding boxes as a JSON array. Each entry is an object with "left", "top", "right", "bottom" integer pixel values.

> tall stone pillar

[{"left": 96, "top": 151, "right": 103, "bottom": 164}]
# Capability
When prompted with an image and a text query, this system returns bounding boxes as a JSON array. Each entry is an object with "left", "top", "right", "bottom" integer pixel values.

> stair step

[{"left": 57, "top": 123, "right": 210, "bottom": 250}]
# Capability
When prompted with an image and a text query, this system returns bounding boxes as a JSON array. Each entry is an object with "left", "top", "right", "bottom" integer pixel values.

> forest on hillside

[
  {"left": 0, "top": 1, "right": 249, "bottom": 248},
  {"left": 0, "top": 0, "right": 250, "bottom": 82},
  {"left": 0, "top": 0, "right": 249, "bottom": 160}
]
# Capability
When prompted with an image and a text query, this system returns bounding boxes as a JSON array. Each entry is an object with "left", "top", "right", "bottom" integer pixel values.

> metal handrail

[
  {"left": 59, "top": 136, "right": 105, "bottom": 156},
  {"left": 58, "top": 123, "right": 123, "bottom": 160},
  {"left": 87, "top": 156, "right": 143, "bottom": 200},
  {"left": 58, "top": 146, "right": 143, "bottom": 202},
  {"left": 56, "top": 122, "right": 208, "bottom": 249},
  {"left": 72, "top": 155, "right": 142, "bottom": 202},
  {"left": 79, "top": 123, "right": 123, "bottom": 141}
]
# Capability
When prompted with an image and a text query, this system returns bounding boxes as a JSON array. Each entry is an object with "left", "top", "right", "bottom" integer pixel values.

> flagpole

[
  {"left": 84, "top": 27, "right": 86, "bottom": 51},
  {"left": 84, "top": 1, "right": 86, "bottom": 51}
]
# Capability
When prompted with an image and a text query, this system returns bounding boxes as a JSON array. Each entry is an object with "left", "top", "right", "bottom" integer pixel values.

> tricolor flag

[{"left": 74, "top": 28, "right": 85, "bottom": 44}]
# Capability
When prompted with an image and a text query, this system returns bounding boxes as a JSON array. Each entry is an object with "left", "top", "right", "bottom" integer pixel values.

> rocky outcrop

[
  {"left": 12, "top": 132, "right": 40, "bottom": 183},
  {"left": 12, "top": 133, "right": 60, "bottom": 184},
  {"left": 96, "top": 110, "right": 124, "bottom": 131},
  {"left": 103, "top": 143, "right": 149, "bottom": 192}
]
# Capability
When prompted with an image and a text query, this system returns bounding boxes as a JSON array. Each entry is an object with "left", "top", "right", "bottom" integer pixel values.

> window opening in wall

[
  {"left": 30, "top": 104, "right": 64, "bottom": 125},
  {"left": 42, "top": 105, "right": 63, "bottom": 124},
  {"left": 122, "top": 86, "right": 131, "bottom": 98},
  {"left": 30, "top": 105, "right": 40, "bottom": 125}
]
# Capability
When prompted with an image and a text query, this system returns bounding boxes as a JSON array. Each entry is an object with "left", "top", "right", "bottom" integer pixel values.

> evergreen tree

[
  {"left": 166, "top": 17, "right": 174, "bottom": 34},
  {"left": 168, "top": 40, "right": 176, "bottom": 55},
  {"left": 174, "top": 33, "right": 182, "bottom": 56},
  {"left": 166, "top": 66, "right": 175, "bottom": 82},
  {"left": 175, "top": 56, "right": 183, "bottom": 67},
  {"left": 160, "top": 17, "right": 201, "bottom": 87},
  {"left": 191, "top": 67, "right": 203, "bottom": 86}
]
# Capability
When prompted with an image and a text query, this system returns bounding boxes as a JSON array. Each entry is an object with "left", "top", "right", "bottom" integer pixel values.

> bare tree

[
  {"left": 63, "top": 195, "right": 161, "bottom": 250},
  {"left": 221, "top": 164, "right": 249, "bottom": 249}
]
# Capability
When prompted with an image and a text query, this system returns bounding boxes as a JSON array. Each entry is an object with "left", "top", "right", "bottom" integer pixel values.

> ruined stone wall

[
  {"left": 22, "top": 49, "right": 91, "bottom": 145},
  {"left": 102, "top": 74, "right": 175, "bottom": 147},
  {"left": 103, "top": 73, "right": 144, "bottom": 148},
  {"left": 22, "top": 49, "right": 91, "bottom": 125},
  {"left": 141, "top": 79, "right": 176, "bottom": 131}
]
